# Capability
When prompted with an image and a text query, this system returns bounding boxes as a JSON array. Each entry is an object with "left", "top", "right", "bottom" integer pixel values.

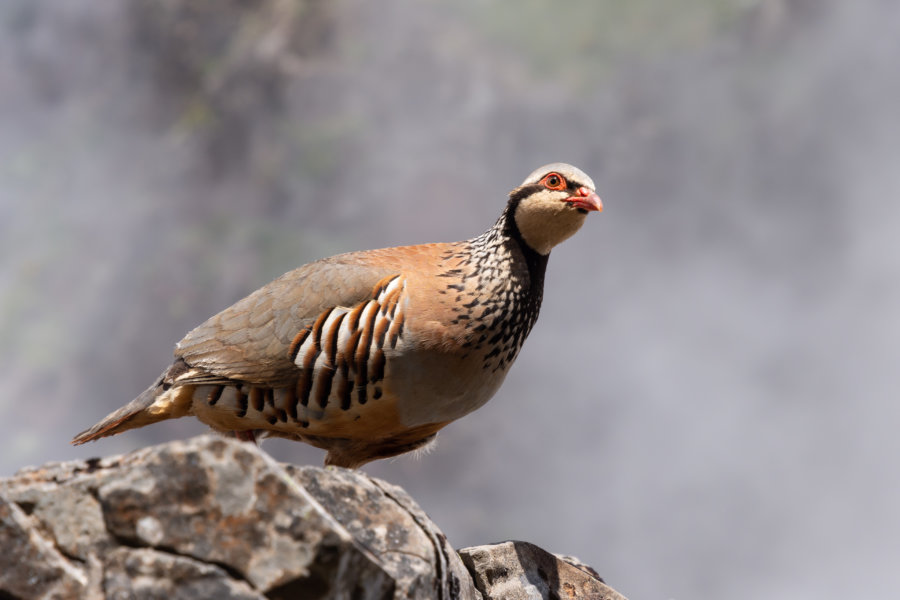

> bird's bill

[{"left": 569, "top": 188, "right": 603, "bottom": 212}]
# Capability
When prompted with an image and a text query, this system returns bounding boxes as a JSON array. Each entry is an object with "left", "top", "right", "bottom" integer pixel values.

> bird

[{"left": 72, "top": 163, "right": 603, "bottom": 468}]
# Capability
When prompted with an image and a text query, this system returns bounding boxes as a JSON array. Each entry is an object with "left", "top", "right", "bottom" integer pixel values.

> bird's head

[{"left": 508, "top": 163, "right": 603, "bottom": 255}]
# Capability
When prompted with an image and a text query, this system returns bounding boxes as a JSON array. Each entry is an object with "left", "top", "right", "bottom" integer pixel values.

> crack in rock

[{"left": 1, "top": 435, "right": 623, "bottom": 600}]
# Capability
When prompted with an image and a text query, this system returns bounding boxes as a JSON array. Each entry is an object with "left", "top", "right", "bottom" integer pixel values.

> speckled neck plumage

[{"left": 437, "top": 205, "right": 549, "bottom": 374}]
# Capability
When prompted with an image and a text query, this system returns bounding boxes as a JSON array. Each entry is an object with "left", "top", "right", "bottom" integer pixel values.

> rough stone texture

[
  {"left": 0, "top": 436, "right": 625, "bottom": 599},
  {"left": 286, "top": 465, "right": 475, "bottom": 600},
  {"left": 0, "top": 494, "right": 91, "bottom": 599},
  {"left": 459, "top": 541, "right": 628, "bottom": 600},
  {"left": 103, "top": 547, "right": 263, "bottom": 600}
]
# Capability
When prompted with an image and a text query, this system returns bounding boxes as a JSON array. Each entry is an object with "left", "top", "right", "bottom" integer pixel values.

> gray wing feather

[{"left": 175, "top": 252, "right": 397, "bottom": 386}]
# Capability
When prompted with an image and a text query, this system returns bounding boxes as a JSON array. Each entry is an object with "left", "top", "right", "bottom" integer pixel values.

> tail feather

[{"left": 71, "top": 375, "right": 193, "bottom": 445}]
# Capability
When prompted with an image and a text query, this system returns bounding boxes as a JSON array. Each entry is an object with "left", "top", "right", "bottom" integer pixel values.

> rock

[
  {"left": 285, "top": 465, "right": 476, "bottom": 599},
  {"left": 458, "top": 541, "right": 627, "bottom": 600},
  {"left": 103, "top": 547, "right": 262, "bottom": 600},
  {"left": 0, "top": 494, "right": 91, "bottom": 599},
  {"left": 0, "top": 435, "right": 625, "bottom": 599}
]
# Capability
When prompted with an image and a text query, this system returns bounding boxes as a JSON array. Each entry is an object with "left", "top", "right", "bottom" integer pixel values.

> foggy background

[{"left": 2, "top": 0, "right": 899, "bottom": 597}]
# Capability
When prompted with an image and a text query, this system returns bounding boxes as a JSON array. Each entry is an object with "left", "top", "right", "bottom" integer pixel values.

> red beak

[{"left": 569, "top": 186, "right": 603, "bottom": 212}]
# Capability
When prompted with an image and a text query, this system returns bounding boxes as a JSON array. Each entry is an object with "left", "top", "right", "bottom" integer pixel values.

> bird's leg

[{"left": 234, "top": 430, "right": 258, "bottom": 444}]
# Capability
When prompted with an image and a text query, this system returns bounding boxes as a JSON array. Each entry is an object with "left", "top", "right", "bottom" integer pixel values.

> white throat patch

[{"left": 513, "top": 194, "right": 587, "bottom": 255}]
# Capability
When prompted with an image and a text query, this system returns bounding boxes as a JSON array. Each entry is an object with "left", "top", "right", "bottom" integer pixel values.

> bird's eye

[{"left": 541, "top": 173, "right": 566, "bottom": 190}]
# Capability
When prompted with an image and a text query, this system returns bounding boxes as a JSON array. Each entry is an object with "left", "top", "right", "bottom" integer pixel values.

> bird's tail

[{"left": 71, "top": 372, "right": 193, "bottom": 445}]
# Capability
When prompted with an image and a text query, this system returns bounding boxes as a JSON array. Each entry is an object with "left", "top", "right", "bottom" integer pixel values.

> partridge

[{"left": 72, "top": 163, "right": 603, "bottom": 468}]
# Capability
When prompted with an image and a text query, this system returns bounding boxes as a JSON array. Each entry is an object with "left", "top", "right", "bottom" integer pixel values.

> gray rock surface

[
  {"left": 0, "top": 436, "right": 625, "bottom": 599},
  {"left": 459, "top": 541, "right": 627, "bottom": 600}
]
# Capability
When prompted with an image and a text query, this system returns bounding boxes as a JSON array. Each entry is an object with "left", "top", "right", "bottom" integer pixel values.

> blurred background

[{"left": 2, "top": 0, "right": 899, "bottom": 597}]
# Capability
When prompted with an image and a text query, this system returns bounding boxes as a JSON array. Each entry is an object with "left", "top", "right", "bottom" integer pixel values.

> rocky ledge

[{"left": 0, "top": 435, "right": 625, "bottom": 599}]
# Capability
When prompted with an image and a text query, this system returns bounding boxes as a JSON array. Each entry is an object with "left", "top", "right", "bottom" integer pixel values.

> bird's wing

[{"left": 173, "top": 251, "right": 401, "bottom": 387}]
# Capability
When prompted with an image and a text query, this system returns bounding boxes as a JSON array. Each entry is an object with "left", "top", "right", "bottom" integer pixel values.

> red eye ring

[{"left": 541, "top": 172, "right": 567, "bottom": 191}]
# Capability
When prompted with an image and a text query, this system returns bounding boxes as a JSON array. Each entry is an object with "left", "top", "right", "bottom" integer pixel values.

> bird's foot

[{"left": 234, "top": 430, "right": 258, "bottom": 444}]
